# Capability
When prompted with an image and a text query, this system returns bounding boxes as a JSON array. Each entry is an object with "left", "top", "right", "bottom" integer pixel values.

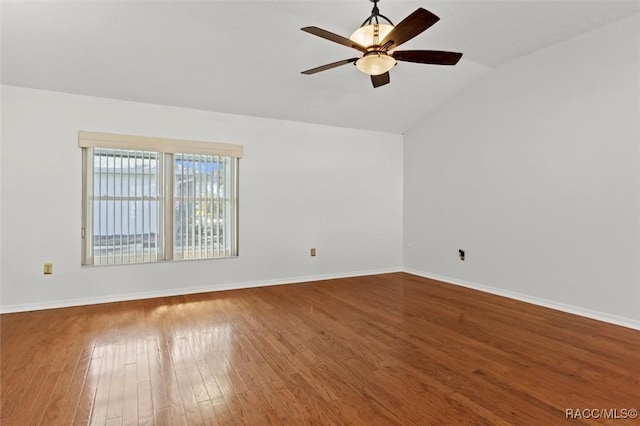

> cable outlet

[
  {"left": 44, "top": 263, "right": 53, "bottom": 275},
  {"left": 310, "top": 248, "right": 316, "bottom": 257}
]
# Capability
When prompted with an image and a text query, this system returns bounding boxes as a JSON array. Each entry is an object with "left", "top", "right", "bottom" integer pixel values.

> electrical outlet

[
  {"left": 458, "top": 250, "right": 465, "bottom": 261},
  {"left": 44, "top": 263, "right": 53, "bottom": 275},
  {"left": 310, "top": 248, "right": 316, "bottom": 257}
]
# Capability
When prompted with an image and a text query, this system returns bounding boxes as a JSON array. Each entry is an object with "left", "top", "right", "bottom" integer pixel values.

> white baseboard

[
  {"left": 404, "top": 268, "right": 640, "bottom": 331},
  {"left": 0, "top": 267, "right": 403, "bottom": 314},
  {"left": 3, "top": 266, "right": 639, "bottom": 332}
]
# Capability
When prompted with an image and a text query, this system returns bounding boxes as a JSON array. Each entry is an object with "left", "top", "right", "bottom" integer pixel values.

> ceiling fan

[{"left": 301, "top": 0, "right": 463, "bottom": 88}]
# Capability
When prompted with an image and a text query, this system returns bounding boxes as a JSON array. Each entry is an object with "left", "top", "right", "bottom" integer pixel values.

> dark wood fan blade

[
  {"left": 371, "top": 72, "right": 390, "bottom": 88},
  {"left": 380, "top": 8, "right": 439, "bottom": 50},
  {"left": 301, "top": 58, "right": 358, "bottom": 75},
  {"left": 301, "top": 27, "right": 367, "bottom": 53},
  {"left": 393, "top": 50, "right": 463, "bottom": 65}
]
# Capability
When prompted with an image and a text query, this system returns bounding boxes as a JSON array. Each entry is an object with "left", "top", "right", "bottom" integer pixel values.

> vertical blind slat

[
  {"left": 191, "top": 154, "right": 196, "bottom": 259},
  {"left": 207, "top": 155, "right": 213, "bottom": 258},
  {"left": 119, "top": 150, "right": 123, "bottom": 264},
  {"left": 110, "top": 151, "right": 115, "bottom": 264},
  {"left": 142, "top": 151, "right": 146, "bottom": 262},
  {"left": 216, "top": 156, "right": 221, "bottom": 259},
  {"left": 181, "top": 154, "right": 185, "bottom": 260},
  {"left": 225, "top": 158, "right": 234, "bottom": 256},
  {"left": 134, "top": 151, "right": 138, "bottom": 261},
  {"left": 224, "top": 158, "right": 232, "bottom": 256},
  {"left": 198, "top": 155, "right": 202, "bottom": 260},
  {"left": 97, "top": 151, "right": 102, "bottom": 265},
  {"left": 205, "top": 155, "right": 209, "bottom": 258},
  {"left": 213, "top": 156, "right": 218, "bottom": 259},
  {"left": 155, "top": 154, "right": 160, "bottom": 261},
  {"left": 127, "top": 150, "right": 132, "bottom": 264}
]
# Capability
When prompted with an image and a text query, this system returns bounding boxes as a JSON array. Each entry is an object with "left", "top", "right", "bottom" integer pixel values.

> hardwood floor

[{"left": 1, "top": 273, "right": 638, "bottom": 425}]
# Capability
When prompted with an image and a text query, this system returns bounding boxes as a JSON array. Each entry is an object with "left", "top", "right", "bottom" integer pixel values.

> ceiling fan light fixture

[
  {"left": 349, "top": 23, "right": 394, "bottom": 48},
  {"left": 301, "top": 2, "right": 462, "bottom": 88},
  {"left": 355, "top": 53, "right": 396, "bottom": 75}
]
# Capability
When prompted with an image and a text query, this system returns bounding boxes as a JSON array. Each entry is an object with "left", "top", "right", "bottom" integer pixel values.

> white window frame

[{"left": 80, "top": 131, "right": 242, "bottom": 266}]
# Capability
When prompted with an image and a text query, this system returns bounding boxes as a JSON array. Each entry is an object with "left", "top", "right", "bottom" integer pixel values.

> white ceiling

[{"left": 2, "top": 0, "right": 639, "bottom": 134}]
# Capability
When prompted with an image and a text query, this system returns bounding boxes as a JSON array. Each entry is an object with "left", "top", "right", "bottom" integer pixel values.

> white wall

[
  {"left": 0, "top": 86, "right": 403, "bottom": 311},
  {"left": 404, "top": 14, "right": 640, "bottom": 325}
]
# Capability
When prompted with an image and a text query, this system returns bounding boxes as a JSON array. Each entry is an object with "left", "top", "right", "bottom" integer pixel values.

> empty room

[{"left": 1, "top": 0, "right": 639, "bottom": 424}]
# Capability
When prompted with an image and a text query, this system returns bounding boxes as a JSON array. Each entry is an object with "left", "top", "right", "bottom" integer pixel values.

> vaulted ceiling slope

[{"left": 2, "top": 1, "right": 638, "bottom": 134}]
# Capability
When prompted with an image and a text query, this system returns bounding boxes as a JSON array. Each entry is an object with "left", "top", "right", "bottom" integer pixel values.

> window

[{"left": 80, "top": 132, "right": 241, "bottom": 266}]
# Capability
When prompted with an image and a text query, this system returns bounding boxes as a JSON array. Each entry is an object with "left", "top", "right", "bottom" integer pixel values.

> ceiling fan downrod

[{"left": 360, "top": 0, "right": 394, "bottom": 27}]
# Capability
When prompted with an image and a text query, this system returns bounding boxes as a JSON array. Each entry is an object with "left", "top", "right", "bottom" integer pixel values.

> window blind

[
  {"left": 173, "top": 153, "right": 235, "bottom": 260},
  {"left": 88, "top": 148, "right": 161, "bottom": 265},
  {"left": 81, "top": 131, "right": 240, "bottom": 266}
]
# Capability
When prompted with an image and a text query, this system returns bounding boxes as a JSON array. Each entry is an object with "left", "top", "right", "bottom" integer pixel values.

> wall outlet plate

[
  {"left": 44, "top": 263, "right": 53, "bottom": 275},
  {"left": 310, "top": 248, "right": 316, "bottom": 257}
]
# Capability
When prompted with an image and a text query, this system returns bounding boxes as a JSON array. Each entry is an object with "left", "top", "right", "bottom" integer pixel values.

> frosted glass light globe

[
  {"left": 355, "top": 53, "right": 396, "bottom": 76},
  {"left": 349, "top": 24, "right": 394, "bottom": 47}
]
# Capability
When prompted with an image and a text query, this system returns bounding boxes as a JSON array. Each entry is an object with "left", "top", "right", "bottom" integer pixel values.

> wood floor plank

[
  {"left": 146, "top": 338, "right": 170, "bottom": 413},
  {"left": 68, "top": 348, "right": 102, "bottom": 425},
  {"left": 89, "top": 376, "right": 112, "bottom": 425},
  {"left": 137, "top": 379, "right": 154, "bottom": 426},
  {"left": 41, "top": 344, "right": 87, "bottom": 424},
  {"left": 106, "top": 368, "right": 124, "bottom": 420},
  {"left": 15, "top": 364, "right": 59, "bottom": 425},
  {"left": 1, "top": 272, "right": 638, "bottom": 425},
  {"left": 122, "top": 363, "right": 139, "bottom": 425},
  {"left": 197, "top": 400, "right": 220, "bottom": 426}
]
